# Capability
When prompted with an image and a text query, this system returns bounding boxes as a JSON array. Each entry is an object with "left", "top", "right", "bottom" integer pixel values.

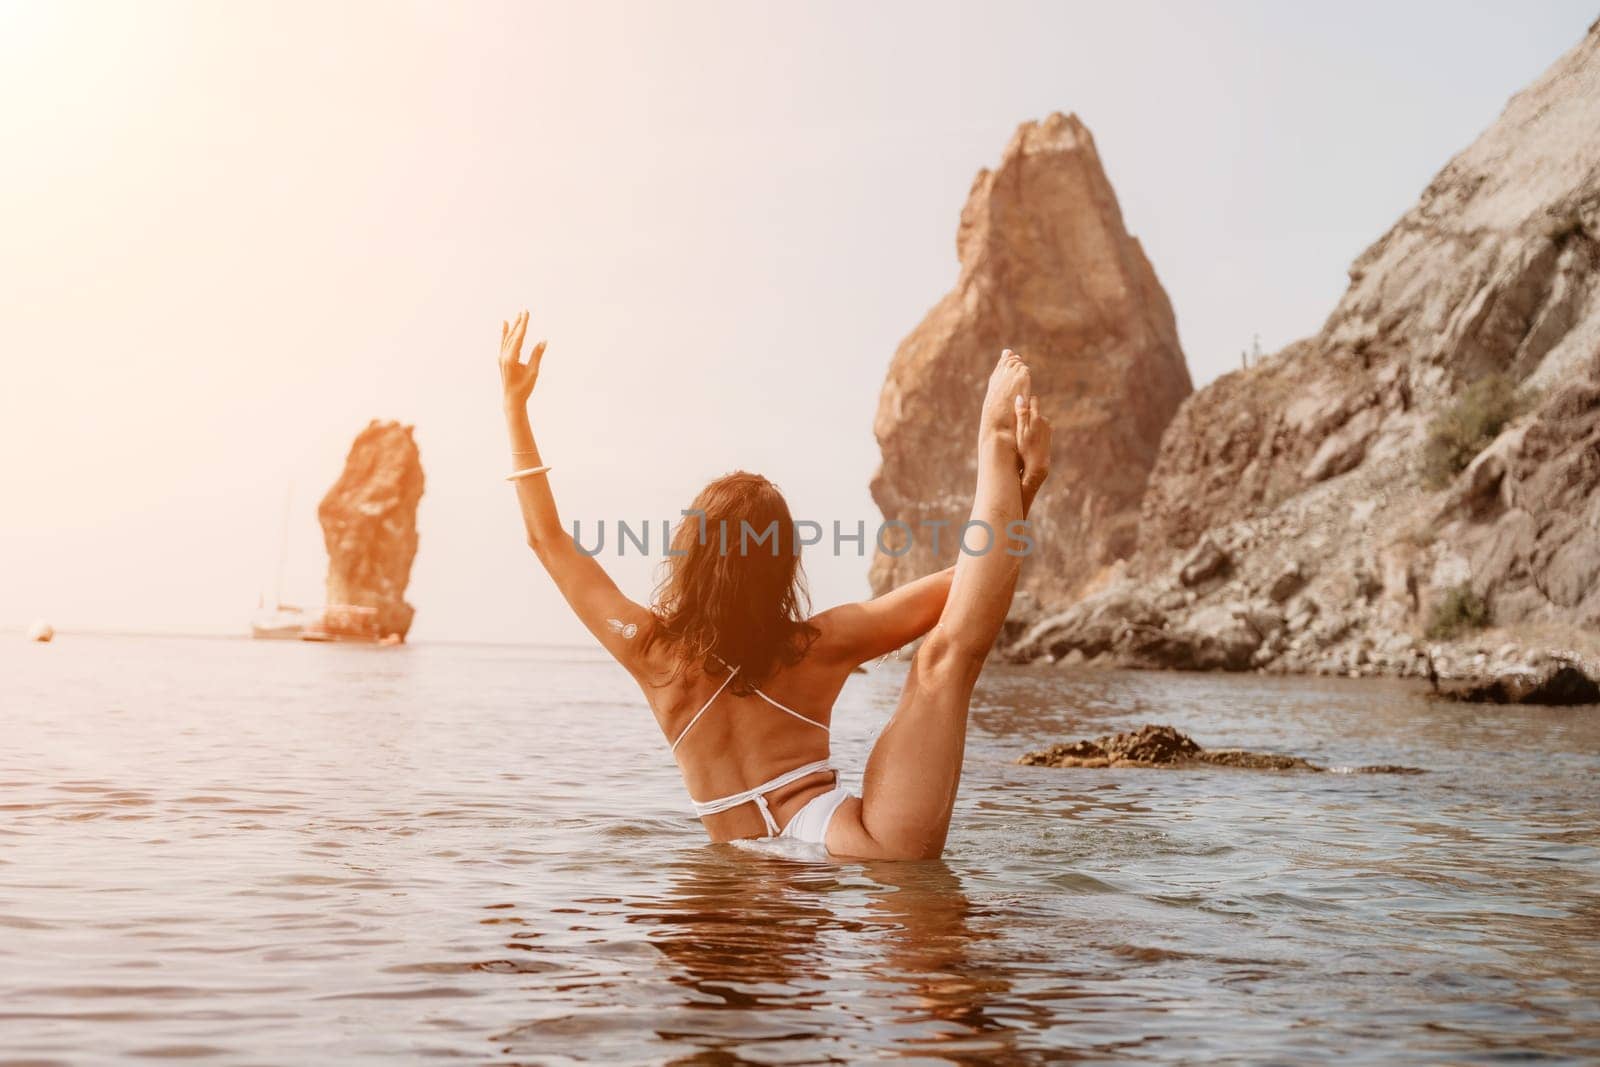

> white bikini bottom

[{"left": 779, "top": 785, "right": 854, "bottom": 847}]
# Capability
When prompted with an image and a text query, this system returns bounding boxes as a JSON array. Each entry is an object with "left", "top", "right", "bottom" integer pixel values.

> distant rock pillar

[{"left": 318, "top": 420, "right": 424, "bottom": 640}]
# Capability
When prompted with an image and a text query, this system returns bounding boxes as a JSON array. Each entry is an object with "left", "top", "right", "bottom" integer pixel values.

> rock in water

[
  {"left": 869, "top": 113, "right": 1192, "bottom": 607},
  {"left": 318, "top": 421, "right": 424, "bottom": 641},
  {"left": 1437, "top": 664, "right": 1600, "bottom": 706},
  {"left": 1018, "top": 724, "right": 1422, "bottom": 773}
]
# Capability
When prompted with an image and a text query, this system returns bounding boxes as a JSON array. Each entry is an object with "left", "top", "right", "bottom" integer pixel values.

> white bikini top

[{"left": 670, "top": 658, "right": 834, "bottom": 836}]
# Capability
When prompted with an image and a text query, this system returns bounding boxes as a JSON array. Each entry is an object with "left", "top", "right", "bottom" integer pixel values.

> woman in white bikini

[{"left": 498, "top": 309, "right": 1051, "bottom": 860}]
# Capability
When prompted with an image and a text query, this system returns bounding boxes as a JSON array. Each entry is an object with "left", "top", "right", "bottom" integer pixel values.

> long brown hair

[{"left": 644, "top": 471, "right": 818, "bottom": 694}]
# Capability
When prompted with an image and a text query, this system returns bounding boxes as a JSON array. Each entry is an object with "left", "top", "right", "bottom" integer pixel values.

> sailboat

[
  {"left": 251, "top": 487, "right": 307, "bottom": 640},
  {"left": 251, "top": 599, "right": 306, "bottom": 640}
]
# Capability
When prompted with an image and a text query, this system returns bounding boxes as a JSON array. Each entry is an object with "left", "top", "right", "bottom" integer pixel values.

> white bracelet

[{"left": 505, "top": 465, "right": 552, "bottom": 481}]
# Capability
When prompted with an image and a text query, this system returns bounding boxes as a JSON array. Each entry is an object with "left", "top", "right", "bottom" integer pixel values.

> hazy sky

[{"left": 2, "top": 0, "right": 1593, "bottom": 643}]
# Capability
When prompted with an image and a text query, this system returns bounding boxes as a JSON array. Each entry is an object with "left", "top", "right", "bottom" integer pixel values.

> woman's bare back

[{"left": 640, "top": 623, "right": 856, "bottom": 842}]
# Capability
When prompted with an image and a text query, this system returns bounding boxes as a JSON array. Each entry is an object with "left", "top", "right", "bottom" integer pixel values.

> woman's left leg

[{"left": 824, "top": 352, "right": 1031, "bottom": 860}]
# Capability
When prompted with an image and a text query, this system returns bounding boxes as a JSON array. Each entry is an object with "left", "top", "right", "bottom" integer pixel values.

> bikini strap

[
  {"left": 670, "top": 664, "right": 740, "bottom": 753},
  {"left": 750, "top": 794, "right": 780, "bottom": 836},
  {"left": 709, "top": 653, "right": 827, "bottom": 733},
  {"left": 689, "top": 757, "right": 837, "bottom": 823},
  {"left": 752, "top": 688, "right": 830, "bottom": 733}
]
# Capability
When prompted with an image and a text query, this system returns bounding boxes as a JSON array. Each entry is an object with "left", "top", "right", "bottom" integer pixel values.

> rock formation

[
  {"left": 1012, "top": 23, "right": 1600, "bottom": 684},
  {"left": 869, "top": 113, "right": 1192, "bottom": 607},
  {"left": 1435, "top": 663, "right": 1600, "bottom": 706},
  {"left": 1018, "top": 724, "right": 1422, "bottom": 773},
  {"left": 318, "top": 420, "right": 424, "bottom": 641}
]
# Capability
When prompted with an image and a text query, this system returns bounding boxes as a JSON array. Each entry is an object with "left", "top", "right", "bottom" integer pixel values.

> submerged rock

[
  {"left": 318, "top": 420, "right": 425, "bottom": 641},
  {"left": 869, "top": 112, "right": 1192, "bottom": 610},
  {"left": 1018, "top": 724, "right": 1421, "bottom": 773}
]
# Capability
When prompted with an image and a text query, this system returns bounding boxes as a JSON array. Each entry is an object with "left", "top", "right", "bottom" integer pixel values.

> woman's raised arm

[{"left": 499, "top": 310, "right": 654, "bottom": 671}]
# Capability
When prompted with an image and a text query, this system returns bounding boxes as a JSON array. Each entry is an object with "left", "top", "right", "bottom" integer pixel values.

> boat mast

[{"left": 274, "top": 486, "right": 291, "bottom": 609}]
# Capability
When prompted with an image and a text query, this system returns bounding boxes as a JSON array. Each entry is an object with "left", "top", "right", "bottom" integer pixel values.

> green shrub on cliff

[
  {"left": 1421, "top": 373, "right": 1522, "bottom": 488},
  {"left": 1426, "top": 583, "right": 1491, "bottom": 640}
]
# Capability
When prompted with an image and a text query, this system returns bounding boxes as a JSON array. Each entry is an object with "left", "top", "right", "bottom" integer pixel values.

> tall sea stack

[
  {"left": 869, "top": 113, "right": 1193, "bottom": 608},
  {"left": 318, "top": 420, "right": 425, "bottom": 641}
]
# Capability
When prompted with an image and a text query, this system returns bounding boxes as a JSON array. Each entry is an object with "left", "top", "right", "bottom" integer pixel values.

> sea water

[{"left": 3, "top": 635, "right": 1598, "bottom": 1064}]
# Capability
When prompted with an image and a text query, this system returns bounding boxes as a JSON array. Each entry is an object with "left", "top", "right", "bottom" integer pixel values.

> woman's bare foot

[
  {"left": 1016, "top": 394, "right": 1052, "bottom": 492},
  {"left": 981, "top": 349, "right": 1032, "bottom": 448}
]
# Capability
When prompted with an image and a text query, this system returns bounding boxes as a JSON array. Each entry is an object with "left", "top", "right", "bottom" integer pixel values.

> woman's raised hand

[{"left": 499, "top": 309, "right": 547, "bottom": 407}]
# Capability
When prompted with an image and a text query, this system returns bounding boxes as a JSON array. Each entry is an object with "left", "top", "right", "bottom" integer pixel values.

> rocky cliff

[
  {"left": 319, "top": 420, "right": 425, "bottom": 641},
  {"left": 1014, "top": 23, "right": 1600, "bottom": 682},
  {"left": 869, "top": 113, "right": 1193, "bottom": 608}
]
